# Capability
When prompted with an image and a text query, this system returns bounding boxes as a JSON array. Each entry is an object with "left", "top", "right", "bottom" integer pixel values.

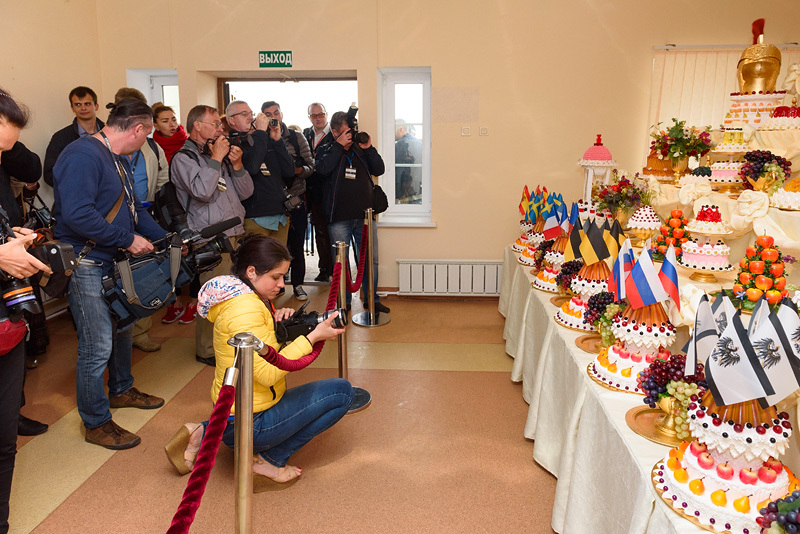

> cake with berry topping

[
  {"left": 629, "top": 205, "right": 661, "bottom": 241},
  {"left": 761, "top": 98, "right": 800, "bottom": 130},
  {"left": 686, "top": 206, "right": 732, "bottom": 235},
  {"left": 654, "top": 391, "right": 798, "bottom": 534},
  {"left": 543, "top": 234, "right": 568, "bottom": 270},
  {"left": 591, "top": 303, "right": 676, "bottom": 393},
  {"left": 678, "top": 239, "right": 733, "bottom": 272},
  {"left": 554, "top": 261, "right": 610, "bottom": 331},
  {"left": 527, "top": 216, "right": 546, "bottom": 248},
  {"left": 517, "top": 245, "right": 537, "bottom": 267},
  {"left": 533, "top": 266, "right": 559, "bottom": 293}
]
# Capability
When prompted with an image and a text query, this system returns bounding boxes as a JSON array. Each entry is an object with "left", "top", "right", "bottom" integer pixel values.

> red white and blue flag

[
  {"left": 658, "top": 244, "right": 680, "bottom": 311},
  {"left": 609, "top": 238, "right": 635, "bottom": 301},
  {"left": 625, "top": 243, "right": 668, "bottom": 309},
  {"left": 542, "top": 207, "right": 562, "bottom": 240}
]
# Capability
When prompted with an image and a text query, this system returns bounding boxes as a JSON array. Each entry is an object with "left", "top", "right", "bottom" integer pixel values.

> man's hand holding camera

[
  {"left": 209, "top": 135, "right": 243, "bottom": 171},
  {"left": 0, "top": 227, "right": 51, "bottom": 278}
]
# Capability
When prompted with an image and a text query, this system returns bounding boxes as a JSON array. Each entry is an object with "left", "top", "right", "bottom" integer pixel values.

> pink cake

[
  {"left": 710, "top": 161, "right": 745, "bottom": 184},
  {"left": 678, "top": 239, "right": 733, "bottom": 272}
]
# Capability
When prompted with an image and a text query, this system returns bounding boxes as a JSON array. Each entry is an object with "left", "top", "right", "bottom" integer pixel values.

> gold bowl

[{"left": 630, "top": 227, "right": 658, "bottom": 241}]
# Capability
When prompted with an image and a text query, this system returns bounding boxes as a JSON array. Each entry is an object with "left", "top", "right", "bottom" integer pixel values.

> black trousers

[
  {"left": 0, "top": 340, "right": 24, "bottom": 534},
  {"left": 309, "top": 197, "right": 332, "bottom": 276},
  {"left": 287, "top": 204, "right": 308, "bottom": 287}
]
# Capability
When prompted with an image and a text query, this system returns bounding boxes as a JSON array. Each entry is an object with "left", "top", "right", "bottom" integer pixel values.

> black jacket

[
  {"left": 239, "top": 130, "right": 295, "bottom": 218},
  {"left": 43, "top": 117, "right": 105, "bottom": 186},
  {"left": 303, "top": 130, "right": 334, "bottom": 206},
  {"left": 0, "top": 141, "right": 41, "bottom": 227},
  {"left": 315, "top": 141, "right": 385, "bottom": 223}
]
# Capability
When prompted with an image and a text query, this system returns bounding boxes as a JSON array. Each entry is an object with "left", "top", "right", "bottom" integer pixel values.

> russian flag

[
  {"left": 658, "top": 244, "right": 680, "bottom": 311},
  {"left": 609, "top": 239, "right": 635, "bottom": 300},
  {"left": 625, "top": 244, "right": 668, "bottom": 309}
]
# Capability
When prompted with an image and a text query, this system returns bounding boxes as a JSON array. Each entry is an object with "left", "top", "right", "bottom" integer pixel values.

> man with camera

[
  {"left": 261, "top": 101, "right": 314, "bottom": 301},
  {"left": 315, "top": 110, "right": 389, "bottom": 313},
  {"left": 171, "top": 104, "right": 254, "bottom": 367},
  {"left": 303, "top": 103, "right": 334, "bottom": 283},
  {"left": 53, "top": 99, "right": 169, "bottom": 450}
]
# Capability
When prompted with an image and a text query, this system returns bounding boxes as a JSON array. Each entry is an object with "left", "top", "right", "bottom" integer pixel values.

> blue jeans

[
  {"left": 328, "top": 218, "right": 380, "bottom": 306},
  {"left": 221, "top": 378, "right": 353, "bottom": 467},
  {"left": 67, "top": 261, "right": 134, "bottom": 429}
]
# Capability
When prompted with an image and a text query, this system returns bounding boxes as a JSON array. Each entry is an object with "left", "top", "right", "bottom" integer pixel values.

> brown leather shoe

[
  {"left": 132, "top": 335, "right": 162, "bottom": 352},
  {"left": 109, "top": 387, "right": 165, "bottom": 410},
  {"left": 85, "top": 420, "right": 141, "bottom": 450}
]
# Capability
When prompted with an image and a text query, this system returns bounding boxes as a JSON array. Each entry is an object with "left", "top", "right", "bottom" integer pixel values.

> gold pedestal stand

[{"left": 625, "top": 396, "right": 682, "bottom": 447}]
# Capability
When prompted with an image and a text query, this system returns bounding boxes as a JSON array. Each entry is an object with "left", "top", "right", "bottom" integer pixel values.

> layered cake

[
  {"left": 629, "top": 205, "right": 661, "bottom": 240},
  {"left": 678, "top": 239, "right": 733, "bottom": 272},
  {"left": 724, "top": 91, "right": 787, "bottom": 127},
  {"left": 769, "top": 188, "right": 800, "bottom": 210},
  {"left": 543, "top": 234, "right": 568, "bottom": 270},
  {"left": 591, "top": 303, "right": 676, "bottom": 393},
  {"left": 686, "top": 206, "right": 732, "bottom": 234},
  {"left": 576, "top": 199, "right": 599, "bottom": 223},
  {"left": 533, "top": 266, "right": 559, "bottom": 293},
  {"left": 641, "top": 148, "right": 675, "bottom": 180},
  {"left": 554, "top": 261, "right": 611, "bottom": 331},
  {"left": 520, "top": 219, "right": 534, "bottom": 235},
  {"left": 512, "top": 234, "right": 529, "bottom": 252},
  {"left": 655, "top": 392, "right": 797, "bottom": 534},
  {"left": 710, "top": 161, "right": 745, "bottom": 185},
  {"left": 527, "top": 217, "right": 546, "bottom": 247},
  {"left": 761, "top": 98, "right": 800, "bottom": 130},
  {"left": 712, "top": 129, "right": 749, "bottom": 154},
  {"left": 517, "top": 245, "right": 537, "bottom": 267}
]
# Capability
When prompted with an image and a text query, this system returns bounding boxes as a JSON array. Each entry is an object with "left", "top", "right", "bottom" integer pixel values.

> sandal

[
  {"left": 252, "top": 454, "right": 302, "bottom": 492},
  {"left": 164, "top": 423, "right": 202, "bottom": 475}
]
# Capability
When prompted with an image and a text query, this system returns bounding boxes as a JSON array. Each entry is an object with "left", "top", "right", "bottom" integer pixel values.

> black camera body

[
  {"left": 269, "top": 118, "right": 279, "bottom": 128},
  {"left": 227, "top": 130, "right": 253, "bottom": 148},
  {"left": 274, "top": 302, "right": 348, "bottom": 344},
  {"left": 345, "top": 105, "right": 370, "bottom": 145},
  {"left": 283, "top": 191, "right": 303, "bottom": 213}
]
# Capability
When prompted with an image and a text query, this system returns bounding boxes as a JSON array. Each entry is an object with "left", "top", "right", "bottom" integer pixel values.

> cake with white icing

[
  {"left": 591, "top": 303, "right": 676, "bottom": 393},
  {"left": 686, "top": 206, "right": 732, "bottom": 235},
  {"left": 533, "top": 266, "right": 560, "bottom": 293},
  {"left": 655, "top": 392, "right": 797, "bottom": 534},
  {"left": 710, "top": 161, "right": 745, "bottom": 185},
  {"left": 678, "top": 239, "right": 733, "bottom": 272},
  {"left": 554, "top": 261, "right": 610, "bottom": 331},
  {"left": 629, "top": 206, "right": 661, "bottom": 231},
  {"left": 543, "top": 234, "right": 568, "bottom": 270},
  {"left": 724, "top": 91, "right": 787, "bottom": 127},
  {"left": 527, "top": 217, "right": 546, "bottom": 248},
  {"left": 770, "top": 188, "right": 800, "bottom": 211},
  {"left": 517, "top": 245, "right": 537, "bottom": 267}
]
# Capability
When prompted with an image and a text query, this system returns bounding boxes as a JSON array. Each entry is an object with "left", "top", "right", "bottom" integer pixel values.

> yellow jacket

[{"left": 201, "top": 276, "right": 313, "bottom": 414}]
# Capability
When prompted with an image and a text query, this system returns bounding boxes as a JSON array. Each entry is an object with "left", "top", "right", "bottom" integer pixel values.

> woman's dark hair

[
  {"left": 106, "top": 98, "right": 153, "bottom": 131},
  {"left": 232, "top": 234, "right": 292, "bottom": 284},
  {"left": 0, "top": 88, "right": 30, "bottom": 128},
  {"left": 152, "top": 102, "right": 174, "bottom": 121}
]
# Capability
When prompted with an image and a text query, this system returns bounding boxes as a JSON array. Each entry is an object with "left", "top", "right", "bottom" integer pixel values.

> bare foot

[
  {"left": 184, "top": 423, "right": 203, "bottom": 471},
  {"left": 252, "top": 455, "right": 302, "bottom": 483}
]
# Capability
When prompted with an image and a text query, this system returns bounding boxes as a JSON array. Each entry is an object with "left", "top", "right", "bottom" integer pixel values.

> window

[{"left": 379, "top": 68, "right": 432, "bottom": 226}]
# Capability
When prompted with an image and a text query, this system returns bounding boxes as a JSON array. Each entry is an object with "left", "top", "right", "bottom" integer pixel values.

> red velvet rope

[
  {"left": 345, "top": 224, "right": 369, "bottom": 294},
  {"left": 167, "top": 384, "right": 235, "bottom": 534}
]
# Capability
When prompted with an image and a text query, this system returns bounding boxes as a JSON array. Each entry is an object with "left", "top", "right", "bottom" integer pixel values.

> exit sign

[{"left": 259, "top": 51, "right": 293, "bottom": 68}]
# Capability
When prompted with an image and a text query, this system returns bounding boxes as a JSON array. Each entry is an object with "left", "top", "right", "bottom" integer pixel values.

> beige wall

[{"left": 4, "top": 0, "right": 800, "bottom": 288}]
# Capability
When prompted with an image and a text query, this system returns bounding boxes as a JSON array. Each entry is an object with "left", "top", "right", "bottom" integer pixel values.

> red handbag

[{"left": 0, "top": 319, "right": 27, "bottom": 356}]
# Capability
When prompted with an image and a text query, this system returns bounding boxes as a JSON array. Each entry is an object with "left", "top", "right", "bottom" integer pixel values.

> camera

[
  {"left": 345, "top": 104, "right": 370, "bottom": 145},
  {"left": 23, "top": 193, "right": 53, "bottom": 230},
  {"left": 269, "top": 118, "right": 279, "bottom": 128},
  {"left": 227, "top": 130, "right": 253, "bottom": 148},
  {"left": 283, "top": 190, "right": 303, "bottom": 213},
  {"left": 274, "top": 302, "right": 348, "bottom": 344}
]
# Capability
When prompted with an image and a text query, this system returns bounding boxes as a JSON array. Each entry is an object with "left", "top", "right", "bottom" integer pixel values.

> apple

[
  {"left": 756, "top": 235, "right": 775, "bottom": 248},
  {"left": 739, "top": 467, "right": 759, "bottom": 485},
  {"left": 746, "top": 288, "right": 764, "bottom": 302},
  {"left": 669, "top": 218, "right": 681, "bottom": 228},
  {"left": 767, "top": 290, "right": 782, "bottom": 305},
  {"left": 765, "top": 457, "right": 784, "bottom": 474},
  {"left": 739, "top": 272, "right": 752, "bottom": 285},
  {"left": 665, "top": 237, "right": 676, "bottom": 246},
  {"left": 732, "top": 284, "right": 744, "bottom": 295},
  {"left": 697, "top": 452, "right": 715, "bottom": 470},
  {"left": 761, "top": 248, "right": 779, "bottom": 262},
  {"left": 748, "top": 260, "right": 765, "bottom": 274},
  {"left": 775, "top": 276, "right": 787, "bottom": 291},
  {"left": 671, "top": 209, "right": 683, "bottom": 219},
  {"left": 746, "top": 246, "right": 758, "bottom": 259},
  {"left": 673, "top": 228, "right": 685, "bottom": 239},
  {"left": 782, "top": 289, "right": 789, "bottom": 298},
  {"left": 689, "top": 441, "right": 708, "bottom": 457},
  {"left": 658, "top": 245, "right": 668, "bottom": 254},
  {"left": 770, "top": 262, "right": 785, "bottom": 277},
  {"left": 682, "top": 218, "right": 688, "bottom": 225},
  {"left": 733, "top": 495, "right": 751, "bottom": 514},
  {"left": 617, "top": 348, "right": 630, "bottom": 359},
  {"left": 755, "top": 275, "right": 773, "bottom": 291},
  {"left": 739, "top": 258, "right": 749, "bottom": 269},
  {"left": 716, "top": 462, "right": 734, "bottom": 480},
  {"left": 674, "top": 468, "right": 689, "bottom": 483},
  {"left": 629, "top": 352, "right": 643, "bottom": 363},
  {"left": 759, "top": 466, "right": 778, "bottom": 483},
  {"left": 645, "top": 354, "right": 656, "bottom": 363},
  {"left": 660, "top": 225, "right": 670, "bottom": 236}
]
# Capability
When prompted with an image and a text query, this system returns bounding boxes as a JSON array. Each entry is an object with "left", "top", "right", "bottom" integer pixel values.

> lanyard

[
  {"left": 127, "top": 150, "right": 141, "bottom": 175},
  {"left": 99, "top": 131, "right": 138, "bottom": 224}
]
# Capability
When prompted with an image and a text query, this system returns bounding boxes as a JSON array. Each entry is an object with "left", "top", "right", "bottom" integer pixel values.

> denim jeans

[
  {"left": 67, "top": 261, "right": 134, "bottom": 429},
  {"left": 328, "top": 218, "right": 380, "bottom": 306},
  {"left": 221, "top": 378, "right": 353, "bottom": 467}
]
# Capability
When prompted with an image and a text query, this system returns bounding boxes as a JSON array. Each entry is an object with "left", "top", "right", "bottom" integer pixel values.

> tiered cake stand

[{"left": 677, "top": 229, "right": 734, "bottom": 284}]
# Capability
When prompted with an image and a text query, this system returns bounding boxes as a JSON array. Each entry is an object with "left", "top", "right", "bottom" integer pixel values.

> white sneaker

[{"left": 293, "top": 286, "right": 308, "bottom": 301}]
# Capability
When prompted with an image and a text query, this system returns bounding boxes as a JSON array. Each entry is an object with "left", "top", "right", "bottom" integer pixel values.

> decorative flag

[
  {"left": 558, "top": 203, "right": 570, "bottom": 234},
  {"left": 705, "top": 308, "right": 773, "bottom": 407},
  {"left": 711, "top": 293, "right": 738, "bottom": 335},
  {"left": 519, "top": 186, "right": 530, "bottom": 216},
  {"left": 542, "top": 208, "right": 562, "bottom": 240},
  {"left": 610, "top": 220, "right": 626, "bottom": 251},
  {"left": 658, "top": 244, "right": 680, "bottom": 311},
  {"left": 609, "top": 238, "right": 635, "bottom": 301},
  {"left": 750, "top": 299, "right": 800, "bottom": 406},
  {"left": 748, "top": 295, "right": 770, "bottom": 338},
  {"left": 563, "top": 218, "right": 584, "bottom": 262},
  {"left": 624, "top": 243, "right": 668, "bottom": 309},
  {"left": 684, "top": 294, "right": 720, "bottom": 376},
  {"left": 568, "top": 202, "right": 579, "bottom": 232},
  {"left": 579, "top": 218, "right": 610, "bottom": 265},
  {"left": 531, "top": 192, "right": 544, "bottom": 220}
]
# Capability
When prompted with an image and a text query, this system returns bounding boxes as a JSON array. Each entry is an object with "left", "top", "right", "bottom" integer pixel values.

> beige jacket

[{"left": 142, "top": 139, "right": 169, "bottom": 202}]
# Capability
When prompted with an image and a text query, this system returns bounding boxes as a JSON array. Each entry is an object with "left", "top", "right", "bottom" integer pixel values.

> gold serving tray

[
  {"left": 652, "top": 462, "right": 733, "bottom": 534},
  {"left": 575, "top": 333, "right": 603, "bottom": 354},
  {"left": 550, "top": 295, "right": 570, "bottom": 307},
  {"left": 626, "top": 406, "right": 683, "bottom": 448},
  {"left": 554, "top": 313, "right": 593, "bottom": 333},
  {"left": 532, "top": 282, "right": 559, "bottom": 294},
  {"left": 586, "top": 362, "right": 645, "bottom": 396}
]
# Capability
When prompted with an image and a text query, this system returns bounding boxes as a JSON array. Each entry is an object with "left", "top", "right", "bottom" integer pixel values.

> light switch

[
  {"left": 461, "top": 126, "right": 471, "bottom": 136},
  {"left": 479, "top": 127, "right": 489, "bottom": 136}
]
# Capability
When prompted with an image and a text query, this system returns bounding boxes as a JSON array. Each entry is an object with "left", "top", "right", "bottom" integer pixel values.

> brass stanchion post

[{"left": 353, "top": 208, "right": 390, "bottom": 327}]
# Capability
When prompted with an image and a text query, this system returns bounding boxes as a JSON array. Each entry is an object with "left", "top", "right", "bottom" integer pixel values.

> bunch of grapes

[
  {"left": 597, "top": 301, "right": 624, "bottom": 347},
  {"left": 668, "top": 380, "right": 705, "bottom": 440},
  {"left": 690, "top": 166, "right": 712, "bottom": 177},
  {"left": 740, "top": 150, "right": 792, "bottom": 194},
  {"left": 532, "top": 238, "right": 555, "bottom": 271},
  {"left": 583, "top": 291, "right": 615, "bottom": 325},
  {"left": 638, "top": 353, "right": 707, "bottom": 410},
  {"left": 758, "top": 491, "right": 800, "bottom": 532},
  {"left": 555, "top": 259, "right": 583, "bottom": 293}
]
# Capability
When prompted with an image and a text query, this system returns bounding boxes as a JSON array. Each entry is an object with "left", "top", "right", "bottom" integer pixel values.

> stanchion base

[
  {"left": 347, "top": 387, "right": 371, "bottom": 413},
  {"left": 352, "top": 311, "right": 391, "bottom": 327}
]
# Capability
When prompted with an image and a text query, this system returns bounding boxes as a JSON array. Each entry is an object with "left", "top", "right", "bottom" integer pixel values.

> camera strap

[
  {"left": 116, "top": 234, "right": 182, "bottom": 306},
  {"left": 75, "top": 190, "right": 125, "bottom": 264}
]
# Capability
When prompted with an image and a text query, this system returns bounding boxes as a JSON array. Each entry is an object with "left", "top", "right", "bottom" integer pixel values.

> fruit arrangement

[
  {"left": 583, "top": 291, "right": 625, "bottom": 347},
  {"left": 691, "top": 166, "right": 712, "bottom": 177},
  {"left": 555, "top": 259, "right": 583, "bottom": 294},
  {"left": 732, "top": 234, "right": 789, "bottom": 309},
  {"left": 637, "top": 353, "right": 707, "bottom": 440},
  {"left": 651, "top": 209, "right": 691, "bottom": 261},
  {"left": 759, "top": 490, "right": 800, "bottom": 533},
  {"left": 532, "top": 238, "right": 555, "bottom": 271},
  {"left": 740, "top": 150, "right": 792, "bottom": 194}
]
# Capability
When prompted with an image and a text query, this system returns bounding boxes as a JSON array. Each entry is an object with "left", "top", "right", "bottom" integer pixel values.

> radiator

[{"left": 397, "top": 259, "right": 503, "bottom": 296}]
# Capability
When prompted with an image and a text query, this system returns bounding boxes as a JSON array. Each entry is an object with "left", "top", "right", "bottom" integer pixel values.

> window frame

[{"left": 378, "top": 67, "right": 434, "bottom": 227}]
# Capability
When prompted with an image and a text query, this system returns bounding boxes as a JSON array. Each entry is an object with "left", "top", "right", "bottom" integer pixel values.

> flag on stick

[
  {"left": 519, "top": 186, "right": 530, "bottom": 216},
  {"left": 568, "top": 202, "right": 579, "bottom": 232},
  {"left": 624, "top": 244, "right": 668, "bottom": 308},
  {"left": 684, "top": 294, "right": 719, "bottom": 376},
  {"left": 563, "top": 219, "right": 584, "bottom": 262},
  {"left": 579, "top": 219, "right": 610, "bottom": 265},
  {"left": 658, "top": 244, "right": 680, "bottom": 311},
  {"left": 542, "top": 208, "right": 562, "bottom": 240},
  {"left": 608, "top": 238, "right": 635, "bottom": 301},
  {"left": 750, "top": 299, "right": 800, "bottom": 406}
]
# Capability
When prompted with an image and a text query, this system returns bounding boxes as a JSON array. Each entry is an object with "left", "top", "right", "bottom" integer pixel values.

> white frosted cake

[
  {"left": 554, "top": 295, "right": 595, "bottom": 331},
  {"left": 678, "top": 239, "right": 733, "bottom": 272},
  {"left": 686, "top": 206, "right": 732, "bottom": 235},
  {"left": 724, "top": 91, "right": 786, "bottom": 127},
  {"left": 543, "top": 234, "right": 568, "bottom": 270},
  {"left": 554, "top": 261, "right": 611, "bottom": 331},
  {"left": 770, "top": 188, "right": 800, "bottom": 210},
  {"left": 512, "top": 235, "right": 529, "bottom": 252},
  {"left": 533, "top": 266, "right": 559, "bottom": 293},
  {"left": 517, "top": 245, "right": 537, "bottom": 267},
  {"left": 629, "top": 205, "right": 661, "bottom": 231}
]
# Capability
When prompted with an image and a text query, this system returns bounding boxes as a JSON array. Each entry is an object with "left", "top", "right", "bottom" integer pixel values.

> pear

[{"left": 689, "top": 478, "right": 705, "bottom": 495}]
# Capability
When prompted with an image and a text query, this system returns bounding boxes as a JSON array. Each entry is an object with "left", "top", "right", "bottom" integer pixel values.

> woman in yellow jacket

[{"left": 166, "top": 234, "right": 352, "bottom": 488}]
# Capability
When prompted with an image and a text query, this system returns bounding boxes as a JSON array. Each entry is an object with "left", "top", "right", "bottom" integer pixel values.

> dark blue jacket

[{"left": 315, "top": 142, "right": 385, "bottom": 223}]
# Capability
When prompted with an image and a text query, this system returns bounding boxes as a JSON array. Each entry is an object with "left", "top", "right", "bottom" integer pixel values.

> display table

[{"left": 500, "top": 246, "right": 798, "bottom": 534}]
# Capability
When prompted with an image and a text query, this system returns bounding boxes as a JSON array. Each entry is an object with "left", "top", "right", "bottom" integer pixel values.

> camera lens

[
  {"left": 2, "top": 277, "right": 42, "bottom": 318},
  {"left": 320, "top": 308, "right": 348, "bottom": 328}
]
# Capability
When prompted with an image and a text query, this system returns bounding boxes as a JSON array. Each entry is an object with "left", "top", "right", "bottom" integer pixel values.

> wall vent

[{"left": 397, "top": 259, "right": 502, "bottom": 296}]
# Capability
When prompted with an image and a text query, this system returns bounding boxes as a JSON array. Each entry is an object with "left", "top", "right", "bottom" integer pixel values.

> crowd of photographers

[{"left": 0, "top": 84, "right": 389, "bottom": 534}]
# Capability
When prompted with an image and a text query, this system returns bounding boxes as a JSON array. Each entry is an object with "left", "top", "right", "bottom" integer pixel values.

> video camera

[
  {"left": 274, "top": 301, "right": 348, "bottom": 344},
  {"left": 345, "top": 104, "right": 370, "bottom": 145}
]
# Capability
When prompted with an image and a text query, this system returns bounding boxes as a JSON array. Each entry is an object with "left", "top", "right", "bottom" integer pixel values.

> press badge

[
  {"left": 260, "top": 163, "right": 271, "bottom": 176},
  {"left": 345, "top": 166, "right": 357, "bottom": 179}
]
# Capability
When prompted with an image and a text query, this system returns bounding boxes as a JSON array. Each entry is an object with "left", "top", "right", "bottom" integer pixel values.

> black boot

[{"left": 18, "top": 415, "right": 48, "bottom": 436}]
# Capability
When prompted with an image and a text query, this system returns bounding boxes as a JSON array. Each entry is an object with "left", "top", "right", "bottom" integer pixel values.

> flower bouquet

[
  {"left": 650, "top": 118, "right": 712, "bottom": 161},
  {"left": 593, "top": 170, "right": 653, "bottom": 216}
]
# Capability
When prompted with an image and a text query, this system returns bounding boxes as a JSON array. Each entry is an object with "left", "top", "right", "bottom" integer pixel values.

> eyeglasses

[
  {"left": 199, "top": 121, "right": 223, "bottom": 128},
  {"left": 230, "top": 110, "right": 254, "bottom": 119},
  {"left": 309, "top": 113, "right": 326, "bottom": 119}
]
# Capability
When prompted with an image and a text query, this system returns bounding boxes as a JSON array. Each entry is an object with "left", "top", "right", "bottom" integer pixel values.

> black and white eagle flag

[
  {"left": 750, "top": 298, "right": 800, "bottom": 406},
  {"left": 684, "top": 294, "right": 720, "bottom": 376},
  {"left": 748, "top": 294, "right": 771, "bottom": 338},
  {"left": 711, "top": 293, "right": 737, "bottom": 336}
]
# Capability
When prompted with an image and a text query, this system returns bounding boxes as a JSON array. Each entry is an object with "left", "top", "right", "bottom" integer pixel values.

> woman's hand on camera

[
  {"left": 306, "top": 311, "right": 346, "bottom": 344},
  {"left": 273, "top": 307, "right": 295, "bottom": 322},
  {"left": 0, "top": 234, "right": 51, "bottom": 278}
]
